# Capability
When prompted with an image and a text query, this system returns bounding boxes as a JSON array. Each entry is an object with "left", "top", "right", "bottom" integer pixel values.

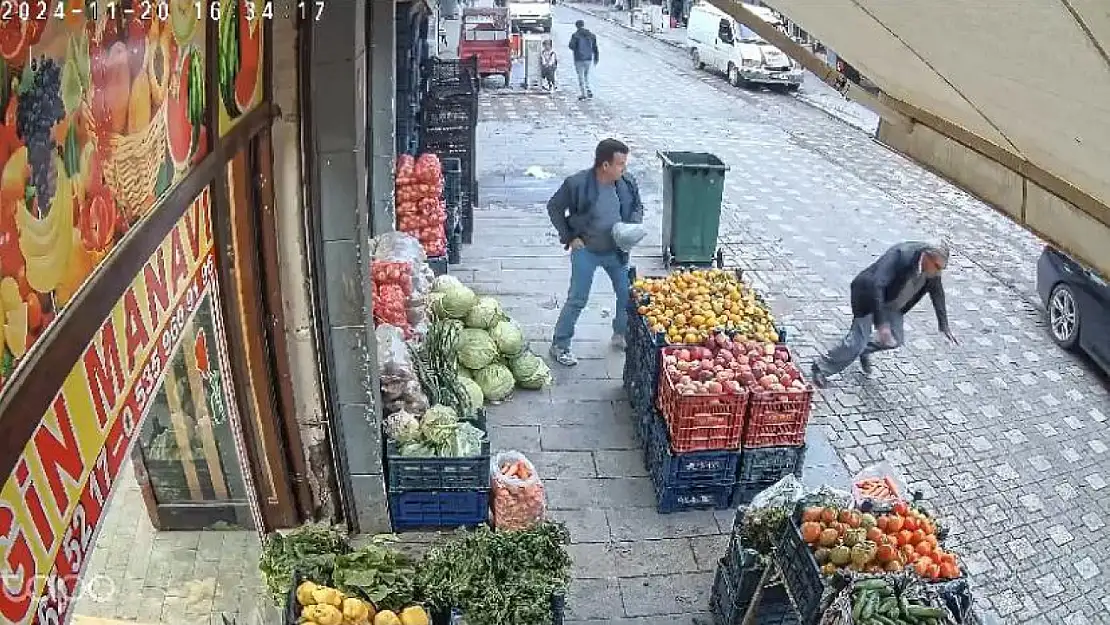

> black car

[{"left": 1036, "top": 246, "right": 1110, "bottom": 373}]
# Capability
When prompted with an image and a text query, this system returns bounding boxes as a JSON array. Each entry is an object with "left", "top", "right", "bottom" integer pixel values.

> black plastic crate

[
  {"left": 424, "top": 56, "right": 480, "bottom": 96},
  {"left": 732, "top": 446, "right": 806, "bottom": 505},
  {"left": 428, "top": 255, "right": 448, "bottom": 276},
  {"left": 386, "top": 440, "right": 489, "bottom": 491},
  {"left": 773, "top": 519, "right": 823, "bottom": 625},
  {"left": 442, "top": 157, "right": 463, "bottom": 208},
  {"left": 422, "top": 95, "right": 478, "bottom": 134},
  {"left": 711, "top": 563, "right": 800, "bottom": 625},
  {"left": 655, "top": 481, "right": 732, "bottom": 514}
]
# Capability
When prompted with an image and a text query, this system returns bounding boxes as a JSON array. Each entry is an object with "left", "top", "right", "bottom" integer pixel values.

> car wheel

[
  {"left": 692, "top": 49, "right": 704, "bottom": 70},
  {"left": 1048, "top": 284, "right": 1081, "bottom": 349},
  {"left": 727, "top": 64, "right": 741, "bottom": 87}
]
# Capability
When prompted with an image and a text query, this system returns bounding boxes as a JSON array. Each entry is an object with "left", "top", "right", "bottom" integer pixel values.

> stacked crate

[
  {"left": 421, "top": 57, "right": 480, "bottom": 245},
  {"left": 385, "top": 414, "right": 491, "bottom": 531},
  {"left": 395, "top": 5, "right": 428, "bottom": 155},
  {"left": 732, "top": 347, "right": 813, "bottom": 506},
  {"left": 710, "top": 509, "right": 802, "bottom": 625},
  {"left": 442, "top": 157, "right": 464, "bottom": 264}
]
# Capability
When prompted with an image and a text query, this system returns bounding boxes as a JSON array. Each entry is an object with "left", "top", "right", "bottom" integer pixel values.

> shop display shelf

[
  {"left": 743, "top": 387, "right": 814, "bottom": 449},
  {"left": 657, "top": 347, "right": 748, "bottom": 453},
  {"left": 710, "top": 562, "right": 800, "bottom": 625},
  {"left": 654, "top": 480, "right": 732, "bottom": 514},
  {"left": 385, "top": 440, "right": 490, "bottom": 492},
  {"left": 388, "top": 489, "right": 489, "bottom": 531},
  {"left": 773, "top": 518, "right": 824, "bottom": 625},
  {"left": 648, "top": 408, "right": 740, "bottom": 489},
  {"left": 428, "top": 255, "right": 448, "bottom": 277}
]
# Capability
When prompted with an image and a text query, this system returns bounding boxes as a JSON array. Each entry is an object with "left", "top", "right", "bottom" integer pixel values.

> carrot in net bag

[{"left": 490, "top": 451, "right": 546, "bottom": 530}]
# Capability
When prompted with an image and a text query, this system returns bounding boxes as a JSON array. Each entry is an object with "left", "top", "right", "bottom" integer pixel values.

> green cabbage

[
  {"left": 433, "top": 275, "right": 463, "bottom": 293},
  {"left": 459, "top": 375, "right": 484, "bottom": 412},
  {"left": 420, "top": 405, "right": 460, "bottom": 449},
  {"left": 457, "top": 329, "right": 498, "bottom": 370},
  {"left": 439, "top": 285, "right": 477, "bottom": 319},
  {"left": 489, "top": 320, "right": 525, "bottom": 356},
  {"left": 457, "top": 366, "right": 473, "bottom": 380},
  {"left": 464, "top": 296, "right": 504, "bottom": 329},
  {"left": 383, "top": 410, "right": 420, "bottom": 443},
  {"left": 473, "top": 363, "right": 515, "bottom": 402},
  {"left": 509, "top": 351, "right": 553, "bottom": 390},
  {"left": 398, "top": 442, "right": 437, "bottom": 457},
  {"left": 440, "top": 422, "right": 485, "bottom": 457}
]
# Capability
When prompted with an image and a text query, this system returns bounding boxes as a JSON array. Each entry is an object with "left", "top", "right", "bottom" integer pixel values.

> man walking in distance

[
  {"left": 569, "top": 19, "right": 599, "bottom": 100},
  {"left": 547, "top": 139, "right": 644, "bottom": 366},
  {"left": 810, "top": 241, "right": 958, "bottom": 388}
]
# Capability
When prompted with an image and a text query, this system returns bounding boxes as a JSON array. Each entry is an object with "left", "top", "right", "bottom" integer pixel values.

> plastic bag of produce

[
  {"left": 489, "top": 319, "right": 525, "bottom": 356},
  {"left": 464, "top": 296, "right": 504, "bottom": 330},
  {"left": 473, "top": 362, "right": 515, "bottom": 402},
  {"left": 851, "top": 461, "right": 908, "bottom": 510},
  {"left": 458, "top": 329, "right": 498, "bottom": 370},
  {"left": 508, "top": 350, "right": 552, "bottom": 389},
  {"left": 372, "top": 231, "right": 434, "bottom": 330},
  {"left": 491, "top": 451, "right": 546, "bottom": 531}
]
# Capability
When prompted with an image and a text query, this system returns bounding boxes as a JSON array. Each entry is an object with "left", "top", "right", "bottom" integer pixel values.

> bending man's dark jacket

[
  {"left": 849, "top": 241, "right": 950, "bottom": 332},
  {"left": 569, "top": 28, "right": 599, "bottom": 62},
  {"left": 547, "top": 168, "right": 644, "bottom": 264}
]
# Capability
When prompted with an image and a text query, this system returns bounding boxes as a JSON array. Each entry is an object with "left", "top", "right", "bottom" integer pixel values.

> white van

[
  {"left": 686, "top": 1, "right": 803, "bottom": 90},
  {"left": 508, "top": 0, "right": 552, "bottom": 33}
]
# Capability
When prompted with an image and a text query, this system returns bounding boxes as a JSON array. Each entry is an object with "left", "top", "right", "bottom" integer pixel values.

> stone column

[{"left": 308, "top": 0, "right": 390, "bottom": 534}]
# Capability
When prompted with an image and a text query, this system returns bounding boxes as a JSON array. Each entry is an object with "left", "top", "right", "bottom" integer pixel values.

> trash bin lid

[{"left": 613, "top": 222, "right": 648, "bottom": 252}]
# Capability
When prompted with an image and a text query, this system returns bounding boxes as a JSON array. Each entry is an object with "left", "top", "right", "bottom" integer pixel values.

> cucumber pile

[{"left": 850, "top": 578, "right": 948, "bottom": 625}]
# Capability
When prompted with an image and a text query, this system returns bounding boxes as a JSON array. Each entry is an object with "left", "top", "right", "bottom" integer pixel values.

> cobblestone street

[{"left": 468, "top": 5, "right": 1110, "bottom": 623}]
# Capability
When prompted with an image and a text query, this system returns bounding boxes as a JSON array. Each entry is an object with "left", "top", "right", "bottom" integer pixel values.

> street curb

[{"left": 563, "top": 2, "right": 687, "bottom": 50}]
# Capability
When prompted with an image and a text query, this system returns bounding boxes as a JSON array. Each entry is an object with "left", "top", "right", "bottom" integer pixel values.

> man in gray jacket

[
  {"left": 569, "top": 20, "right": 599, "bottom": 100},
  {"left": 547, "top": 139, "right": 644, "bottom": 366},
  {"left": 811, "top": 241, "right": 959, "bottom": 387}
]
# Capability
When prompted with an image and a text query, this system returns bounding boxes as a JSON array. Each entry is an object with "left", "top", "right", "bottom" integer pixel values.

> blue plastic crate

[
  {"left": 654, "top": 481, "right": 732, "bottom": 515},
  {"left": 731, "top": 446, "right": 806, "bottom": 505},
  {"left": 386, "top": 439, "right": 490, "bottom": 491},
  {"left": 649, "top": 410, "right": 739, "bottom": 489},
  {"left": 389, "top": 490, "right": 489, "bottom": 531}
]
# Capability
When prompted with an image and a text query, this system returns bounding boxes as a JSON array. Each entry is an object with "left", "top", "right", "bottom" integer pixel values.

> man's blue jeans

[{"left": 553, "top": 248, "right": 630, "bottom": 349}]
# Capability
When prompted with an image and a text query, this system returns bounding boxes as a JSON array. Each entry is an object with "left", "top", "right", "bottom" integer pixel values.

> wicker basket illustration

[{"left": 84, "top": 102, "right": 169, "bottom": 221}]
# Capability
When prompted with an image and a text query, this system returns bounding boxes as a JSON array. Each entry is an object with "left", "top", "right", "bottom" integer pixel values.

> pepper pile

[{"left": 395, "top": 154, "right": 448, "bottom": 258}]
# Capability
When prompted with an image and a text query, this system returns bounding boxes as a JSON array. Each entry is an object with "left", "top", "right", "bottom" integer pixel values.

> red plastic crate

[
  {"left": 743, "top": 387, "right": 814, "bottom": 448},
  {"left": 655, "top": 348, "right": 749, "bottom": 453}
]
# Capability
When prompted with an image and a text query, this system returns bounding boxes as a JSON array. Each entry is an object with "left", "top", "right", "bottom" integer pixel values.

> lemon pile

[{"left": 632, "top": 269, "right": 777, "bottom": 344}]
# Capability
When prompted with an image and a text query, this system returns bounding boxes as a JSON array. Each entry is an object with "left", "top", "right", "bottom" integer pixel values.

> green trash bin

[{"left": 657, "top": 151, "right": 729, "bottom": 267}]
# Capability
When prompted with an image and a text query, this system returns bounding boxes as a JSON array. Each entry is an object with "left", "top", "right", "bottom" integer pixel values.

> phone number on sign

[{"left": 0, "top": 0, "right": 325, "bottom": 21}]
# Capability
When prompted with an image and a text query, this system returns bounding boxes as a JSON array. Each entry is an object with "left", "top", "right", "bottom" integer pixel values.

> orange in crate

[{"left": 656, "top": 348, "right": 749, "bottom": 453}]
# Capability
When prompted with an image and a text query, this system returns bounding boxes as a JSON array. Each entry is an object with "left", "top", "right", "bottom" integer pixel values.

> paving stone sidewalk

[{"left": 458, "top": 73, "right": 850, "bottom": 622}]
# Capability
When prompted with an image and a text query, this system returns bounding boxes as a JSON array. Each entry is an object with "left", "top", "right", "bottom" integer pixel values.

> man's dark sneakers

[
  {"left": 810, "top": 362, "right": 828, "bottom": 389},
  {"left": 859, "top": 354, "right": 873, "bottom": 375},
  {"left": 587, "top": 90, "right": 594, "bottom": 98},
  {"left": 578, "top": 95, "right": 587, "bottom": 101}
]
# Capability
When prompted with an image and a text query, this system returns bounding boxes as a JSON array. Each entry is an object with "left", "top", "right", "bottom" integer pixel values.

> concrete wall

[
  {"left": 308, "top": 0, "right": 391, "bottom": 534},
  {"left": 878, "top": 119, "right": 1110, "bottom": 279}
]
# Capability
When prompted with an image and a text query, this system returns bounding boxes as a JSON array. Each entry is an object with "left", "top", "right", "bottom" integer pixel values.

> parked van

[
  {"left": 507, "top": 0, "right": 552, "bottom": 32},
  {"left": 686, "top": 1, "right": 803, "bottom": 90}
]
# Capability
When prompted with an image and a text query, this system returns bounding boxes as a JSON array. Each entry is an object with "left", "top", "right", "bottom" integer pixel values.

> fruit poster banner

[
  {"left": 0, "top": 188, "right": 214, "bottom": 625},
  {"left": 217, "top": 0, "right": 265, "bottom": 135},
  {"left": 0, "top": 1, "right": 208, "bottom": 395}
]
